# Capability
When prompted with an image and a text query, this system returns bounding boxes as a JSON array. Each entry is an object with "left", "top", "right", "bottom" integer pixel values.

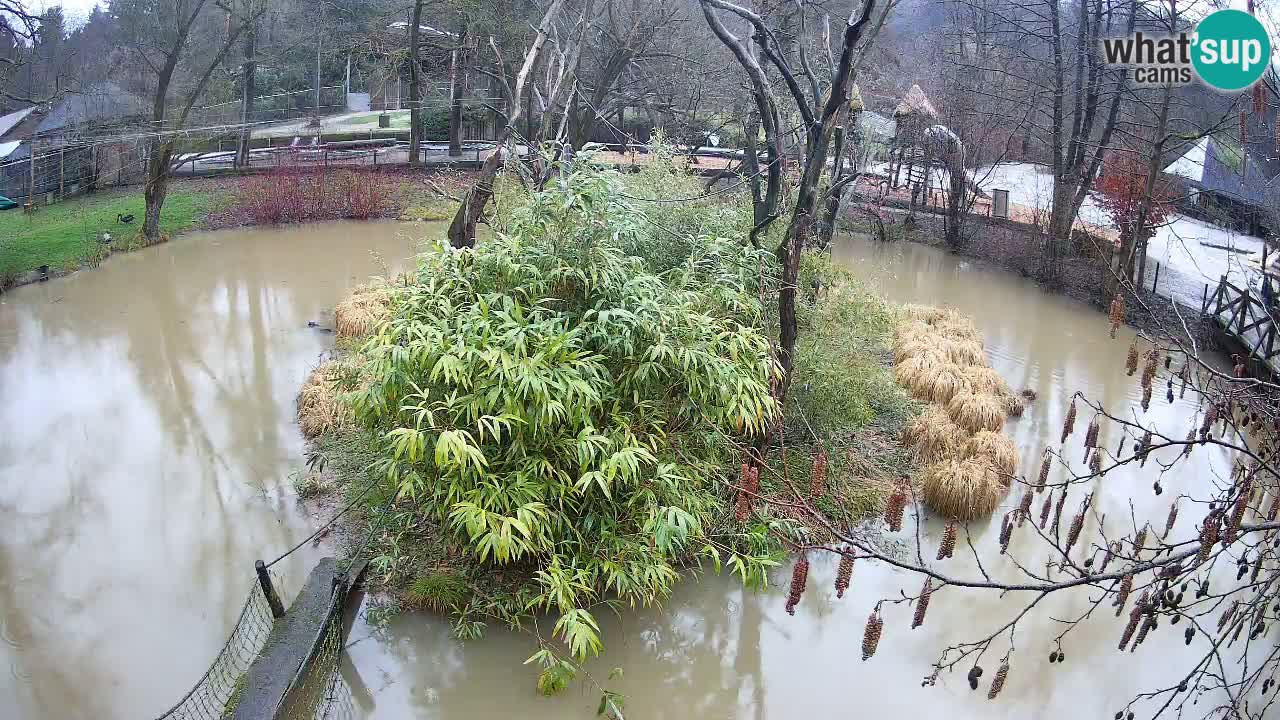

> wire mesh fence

[
  {"left": 277, "top": 604, "right": 358, "bottom": 720},
  {"left": 152, "top": 572, "right": 284, "bottom": 720}
]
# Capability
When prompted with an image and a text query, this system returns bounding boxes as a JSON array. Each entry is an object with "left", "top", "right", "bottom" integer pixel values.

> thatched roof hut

[{"left": 893, "top": 84, "right": 938, "bottom": 120}]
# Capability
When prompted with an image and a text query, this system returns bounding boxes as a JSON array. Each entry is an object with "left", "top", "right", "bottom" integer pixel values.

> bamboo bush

[{"left": 340, "top": 161, "right": 790, "bottom": 668}]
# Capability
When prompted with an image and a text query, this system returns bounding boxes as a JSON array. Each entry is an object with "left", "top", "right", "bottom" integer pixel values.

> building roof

[
  {"left": 858, "top": 111, "right": 895, "bottom": 140},
  {"left": 0, "top": 107, "right": 35, "bottom": 141},
  {"left": 893, "top": 84, "right": 938, "bottom": 119},
  {"left": 36, "top": 83, "right": 150, "bottom": 136},
  {"left": 1164, "top": 136, "right": 1274, "bottom": 209}
]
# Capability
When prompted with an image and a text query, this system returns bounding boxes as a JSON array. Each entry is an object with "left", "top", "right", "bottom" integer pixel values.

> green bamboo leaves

[{"left": 344, "top": 160, "right": 779, "bottom": 666}]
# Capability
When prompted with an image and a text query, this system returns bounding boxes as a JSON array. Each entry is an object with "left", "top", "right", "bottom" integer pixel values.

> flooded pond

[
  {"left": 0, "top": 225, "right": 1233, "bottom": 719},
  {"left": 0, "top": 221, "right": 424, "bottom": 719}
]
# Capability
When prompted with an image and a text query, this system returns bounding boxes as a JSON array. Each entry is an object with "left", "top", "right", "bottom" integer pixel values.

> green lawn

[
  {"left": 0, "top": 188, "right": 216, "bottom": 280},
  {"left": 343, "top": 110, "right": 412, "bottom": 128}
]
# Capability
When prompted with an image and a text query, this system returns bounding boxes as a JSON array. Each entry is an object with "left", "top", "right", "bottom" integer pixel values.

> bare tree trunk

[
  {"left": 235, "top": 9, "right": 258, "bottom": 169},
  {"left": 143, "top": 139, "right": 173, "bottom": 242},
  {"left": 943, "top": 146, "right": 966, "bottom": 249},
  {"left": 140, "top": 3, "right": 249, "bottom": 244},
  {"left": 408, "top": 0, "right": 424, "bottom": 166},
  {"left": 447, "top": 0, "right": 569, "bottom": 247},
  {"left": 448, "top": 26, "right": 467, "bottom": 158}
]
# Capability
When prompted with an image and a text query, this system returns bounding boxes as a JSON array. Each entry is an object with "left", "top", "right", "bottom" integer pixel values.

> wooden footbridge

[{"left": 1202, "top": 276, "right": 1279, "bottom": 378}]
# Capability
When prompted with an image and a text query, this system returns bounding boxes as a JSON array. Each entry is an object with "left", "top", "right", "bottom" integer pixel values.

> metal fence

[{"left": 191, "top": 87, "right": 348, "bottom": 127}]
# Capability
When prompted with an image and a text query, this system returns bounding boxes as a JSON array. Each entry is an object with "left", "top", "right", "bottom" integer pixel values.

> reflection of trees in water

[
  {"left": 0, "top": 225, "right": 424, "bottom": 719},
  {"left": 0, "top": 478, "right": 111, "bottom": 718}
]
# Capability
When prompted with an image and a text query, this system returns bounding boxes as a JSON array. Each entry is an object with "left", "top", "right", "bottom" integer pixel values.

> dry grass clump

[
  {"left": 940, "top": 338, "right": 987, "bottom": 366},
  {"left": 298, "top": 362, "right": 352, "bottom": 438},
  {"left": 962, "top": 366, "right": 1013, "bottom": 398},
  {"left": 335, "top": 284, "right": 393, "bottom": 340},
  {"left": 912, "top": 363, "right": 971, "bottom": 404},
  {"left": 960, "top": 430, "right": 1018, "bottom": 479},
  {"left": 891, "top": 304, "right": 1019, "bottom": 519},
  {"left": 902, "top": 304, "right": 949, "bottom": 324},
  {"left": 947, "top": 391, "right": 1006, "bottom": 433},
  {"left": 920, "top": 458, "right": 1005, "bottom": 520},
  {"left": 902, "top": 406, "right": 968, "bottom": 463},
  {"left": 932, "top": 316, "right": 983, "bottom": 343}
]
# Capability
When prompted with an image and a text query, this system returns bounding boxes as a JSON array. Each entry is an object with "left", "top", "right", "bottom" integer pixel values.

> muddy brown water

[{"left": 0, "top": 225, "right": 1237, "bottom": 719}]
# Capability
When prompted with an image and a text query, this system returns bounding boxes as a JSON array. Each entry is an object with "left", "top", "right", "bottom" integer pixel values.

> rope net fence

[{"left": 152, "top": 569, "right": 286, "bottom": 720}]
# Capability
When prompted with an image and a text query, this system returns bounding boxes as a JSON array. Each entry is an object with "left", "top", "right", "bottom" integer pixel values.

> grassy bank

[
  {"left": 0, "top": 170, "right": 465, "bottom": 290},
  {"left": 0, "top": 188, "right": 218, "bottom": 282}
]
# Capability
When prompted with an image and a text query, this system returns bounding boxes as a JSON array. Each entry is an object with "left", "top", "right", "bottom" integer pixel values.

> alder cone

[
  {"left": 999, "top": 511, "right": 1014, "bottom": 554},
  {"left": 1109, "top": 294, "right": 1124, "bottom": 338},
  {"left": 1133, "top": 525, "right": 1148, "bottom": 555},
  {"left": 885, "top": 484, "right": 908, "bottom": 532},
  {"left": 1126, "top": 342, "right": 1139, "bottom": 376},
  {"left": 1131, "top": 616, "right": 1156, "bottom": 652},
  {"left": 1100, "top": 540, "right": 1121, "bottom": 573},
  {"left": 1065, "top": 511, "right": 1084, "bottom": 554},
  {"left": 862, "top": 611, "right": 883, "bottom": 660},
  {"left": 1051, "top": 490, "right": 1067, "bottom": 536},
  {"left": 1164, "top": 500, "right": 1179, "bottom": 538},
  {"left": 835, "top": 552, "right": 854, "bottom": 599},
  {"left": 987, "top": 662, "right": 1009, "bottom": 700},
  {"left": 1119, "top": 606, "right": 1141, "bottom": 650},
  {"left": 785, "top": 553, "right": 809, "bottom": 616},
  {"left": 1224, "top": 482, "right": 1251, "bottom": 546},
  {"left": 1061, "top": 398, "right": 1078, "bottom": 444},
  {"left": 1039, "top": 494, "right": 1053, "bottom": 529},
  {"left": 810, "top": 450, "right": 829, "bottom": 499},
  {"left": 1089, "top": 450, "right": 1103, "bottom": 475},
  {"left": 1198, "top": 512, "right": 1220, "bottom": 564},
  {"left": 912, "top": 578, "right": 933, "bottom": 629},
  {"left": 1114, "top": 574, "right": 1133, "bottom": 616},
  {"left": 1141, "top": 349, "right": 1158, "bottom": 390},
  {"left": 1139, "top": 430, "right": 1152, "bottom": 466},
  {"left": 1017, "top": 491, "right": 1034, "bottom": 527},
  {"left": 1036, "top": 455, "right": 1051, "bottom": 494},
  {"left": 937, "top": 522, "right": 957, "bottom": 560},
  {"left": 1084, "top": 418, "right": 1100, "bottom": 450}
]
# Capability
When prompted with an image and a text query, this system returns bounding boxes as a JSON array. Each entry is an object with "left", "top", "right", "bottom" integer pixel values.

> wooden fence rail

[{"left": 1204, "top": 276, "right": 1279, "bottom": 374}]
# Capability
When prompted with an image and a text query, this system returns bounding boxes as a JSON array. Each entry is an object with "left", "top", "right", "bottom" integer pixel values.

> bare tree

[
  {"left": 408, "top": 0, "right": 425, "bottom": 165},
  {"left": 114, "top": 0, "right": 261, "bottom": 242},
  {"left": 0, "top": 1, "right": 43, "bottom": 106},
  {"left": 446, "top": 0, "right": 572, "bottom": 248},
  {"left": 234, "top": 0, "right": 264, "bottom": 169}
]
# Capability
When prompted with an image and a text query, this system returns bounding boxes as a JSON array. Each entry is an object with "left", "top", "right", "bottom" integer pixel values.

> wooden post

[
  {"left": 1152, "top": 262, "right": 1161, "bottom": 293},
  {"left": 28, "top": 141, "right": 36, "bottom": 207},
  {"left": 59, "top": 147, "right": 65, "bottom": 199},
  {"left": 1202, "top": 283, "right": 1209, "bottom": 314},
  {"left": 256, "top": 560, "right": 286, "bottom": 619},
  {"left": 1239, "top": 291, "right": 1250, "bottom": 334}
]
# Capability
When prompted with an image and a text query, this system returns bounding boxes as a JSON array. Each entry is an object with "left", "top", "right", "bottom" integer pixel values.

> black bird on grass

[{"left": 117, "top": 213, "right": 135, "bottom": 224}]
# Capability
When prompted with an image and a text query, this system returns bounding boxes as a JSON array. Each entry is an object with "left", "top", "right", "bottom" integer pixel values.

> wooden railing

[{"left": 1203, "top": 276, "right": 1279, "bottom": 364}]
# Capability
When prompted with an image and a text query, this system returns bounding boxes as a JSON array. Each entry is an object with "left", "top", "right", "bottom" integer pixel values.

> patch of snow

[
  {"left": 1163, "top": 137, "right": 1207, "bottom": 181},
  {"left": 0, "top": 107, "right": 34, "bottom": 139},
  {"left": 972, "top": 162, "right": 1112, "bottom": 227},
  {"left": 0, "top": 140, "right": 21, "bottom": 160},
  {"left": 1146, "top": 215, "right": 1265, "bottom": 305}
]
